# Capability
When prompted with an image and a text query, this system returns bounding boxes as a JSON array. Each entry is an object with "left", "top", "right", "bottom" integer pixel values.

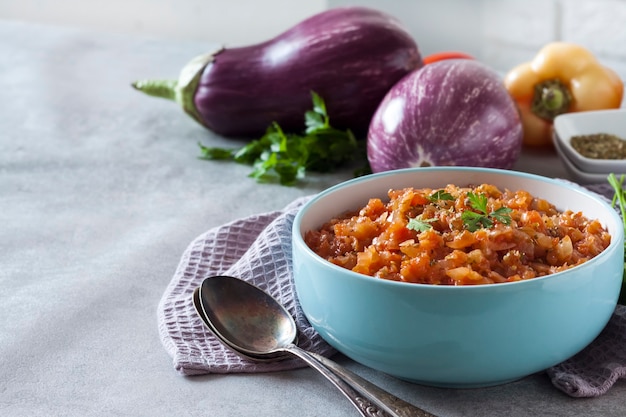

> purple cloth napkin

[
  {"left": 546, "top": 305, "right": 626, "bottom": 397},
  {"left": 157, "top": 183, "right": 626, "bottom": 397},
  {"left": 157, "top": 196, "right": 335, "bottom": 375}
]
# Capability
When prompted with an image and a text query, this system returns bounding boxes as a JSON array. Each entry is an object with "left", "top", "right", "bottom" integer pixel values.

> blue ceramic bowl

[{"left": 292, "top": 167, "right": 623, "bottom": 388}]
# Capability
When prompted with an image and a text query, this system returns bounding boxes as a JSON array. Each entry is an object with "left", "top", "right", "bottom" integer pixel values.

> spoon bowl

[
  {"left": 198, "top": 276, "right": 296, "bottom": 357},
  {"left": 192, "top": 287, "right": 287, "bottom": 362}
]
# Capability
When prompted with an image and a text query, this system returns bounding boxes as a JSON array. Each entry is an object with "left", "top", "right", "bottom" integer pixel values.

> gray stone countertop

[{"left": 1, "top": 18, "right": 624, "bottom": 417}]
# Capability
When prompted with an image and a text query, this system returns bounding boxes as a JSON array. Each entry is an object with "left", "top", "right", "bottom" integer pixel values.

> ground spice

[{"left": 570, "top": 133, "right": 626, "bottom": 159}]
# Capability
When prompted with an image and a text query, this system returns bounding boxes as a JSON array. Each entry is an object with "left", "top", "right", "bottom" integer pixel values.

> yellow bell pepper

[{"left": 504, "top": 42, "right": 624, "bottom": 147}]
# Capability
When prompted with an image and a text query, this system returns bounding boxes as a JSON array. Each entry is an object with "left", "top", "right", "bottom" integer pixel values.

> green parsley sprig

[
  {"left": 407, "top": 190, "right": 453, "bottom": 232},
  {"left": 198, "top": 92, "right": 368, "bottom": 186},
  {"left": 406, "top": 189, "right": 513, "bottom": 234},
  {"left": 428, "top": 190, "right": 454, "bottom": 202},
  {"left": 607, "top": 173, "right": 626, "bottom": 305},
  {"left": 461, "top": 192, "right": 512, "bottom": 232}
]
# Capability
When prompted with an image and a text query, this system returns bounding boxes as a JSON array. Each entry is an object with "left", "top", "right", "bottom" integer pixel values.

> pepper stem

[
  {"left": 531, "top": 79, "right": 573, "bottom": 121},
  {"left": 131, "top": 79, "right": 179, "bottom": 101}
]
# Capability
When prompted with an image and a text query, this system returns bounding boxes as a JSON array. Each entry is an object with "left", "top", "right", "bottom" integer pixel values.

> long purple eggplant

[{"left": 132, "top": 7, "right": 422, "bottom": 138}]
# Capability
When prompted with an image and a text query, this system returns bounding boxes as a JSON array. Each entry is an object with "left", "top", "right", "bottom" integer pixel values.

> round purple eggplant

[
  {"left": 132, "top": 7, "right": 422, "bottom": 138},
  {"left": 367, "top": 59, "right": 523, "bottom": 172}
]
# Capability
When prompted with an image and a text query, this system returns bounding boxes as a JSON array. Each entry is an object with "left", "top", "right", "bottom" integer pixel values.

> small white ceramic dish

[
  {"left": 553, "top": 136, "right": 621, "bottom": 184},
  {"left": 553, "top": 109, "right": 626, "bottom": 173}
]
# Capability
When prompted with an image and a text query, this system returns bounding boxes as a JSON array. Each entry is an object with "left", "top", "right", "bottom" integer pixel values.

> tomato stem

[{"left": 531, "top": 79, "right": 573, "bottom": 121}]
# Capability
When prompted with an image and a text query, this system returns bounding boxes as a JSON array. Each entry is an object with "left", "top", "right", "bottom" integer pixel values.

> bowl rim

[{"left": 293, "top": 166, "right": 624, "bottom": 291}]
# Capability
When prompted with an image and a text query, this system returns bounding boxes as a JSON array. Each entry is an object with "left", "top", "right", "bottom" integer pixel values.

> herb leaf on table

[{"left": 198, "top": 92, "right": 369, "bottom": 186}]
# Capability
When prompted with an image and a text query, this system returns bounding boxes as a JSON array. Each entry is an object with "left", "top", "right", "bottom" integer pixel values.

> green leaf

[
  {"left": 305, "top": 91, "right": 330, "bottom": 134},
  {"left": 490, "top": 207, "right": 513, "bottom": 225},
  {"left": 197, "top": 92, "right": 367, "bottom": 186},
  {"left": 305, "top": 110, "right": 326, "bottom": 133},
  {"left": 311, "top": 91, "right": 327, "bottom": 117},
  {"left": 428, "top": 190, "right": 454, "bottom": 202},
  {"left": 461, "top": 192, "right": 511, "bottom": 231},
  {"left": 466, "top": 192, "right": 488, "bottom": 215},
  {"left": 609, "top": 173, "right": 626, "bottom": 234},
  {"left": 232, "top": 140, "right": 265, "bottom": 164},
  {"left": 407, "top": 216, "right": 436, "bottom": 232},
  {"left": 462, "top": 211, "right": 493, "bottom": 232},
  {"left": 198, "top": 142, "right": 237, "bottom": 160},
  {"left": 607, "top": 173, "right": 626, "bottom": 305}
]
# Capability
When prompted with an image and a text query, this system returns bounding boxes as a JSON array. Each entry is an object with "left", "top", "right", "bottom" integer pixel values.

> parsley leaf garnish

[
  {"left": 462, "top": 210, "right": 493, "bottom": 231},
  {"left": 490, "top": 207, "right": 514, "bottom": 224},
  {"left": 198, "top": 92, "right": 369, "bottom": 186},
  {"left": 407, "top": 215, "right": 437, "bottom": 232},
  {"left": 428, "top": 190, "right": 454, "bottom": 202},
  {"left": 461, "top": 192, "right": 512, "bottom": 232}
]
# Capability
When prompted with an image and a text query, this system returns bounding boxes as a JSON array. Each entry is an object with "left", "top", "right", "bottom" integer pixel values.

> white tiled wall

[
  {"left": 328, "top": 0, "right": 626, "bottom": 97},
  {"left": 0, "top": 0, "right": 326, "bottom": 46},
  {"left": 482, "top": 0, "right": 626, "bottom": 83},
  {"left": 3, "top": 0, "right": 626, "bottom": 89},
  {"left": 329, "top": 0, "right": 485, "bottom": 61}
]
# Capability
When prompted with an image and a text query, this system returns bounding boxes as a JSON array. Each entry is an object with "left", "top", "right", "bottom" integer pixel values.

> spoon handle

[
  {"left": 309, "top": 352, "right": 438, "bottom": 417},
  {"left": 284, "top": 345, "right": 391, "bottom": 417}
]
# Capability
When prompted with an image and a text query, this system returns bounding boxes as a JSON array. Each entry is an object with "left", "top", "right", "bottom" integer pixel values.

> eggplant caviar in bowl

[{"left": 292, "top": 167, "right": 623, "bottom": 388}]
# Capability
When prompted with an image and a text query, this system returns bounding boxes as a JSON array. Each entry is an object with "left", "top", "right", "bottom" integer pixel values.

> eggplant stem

[{"left": 131, "top": 79, "right": 178, "bottom": 101}]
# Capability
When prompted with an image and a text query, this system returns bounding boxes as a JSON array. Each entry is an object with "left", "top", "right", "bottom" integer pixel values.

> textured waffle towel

[
  {"left": 547, "top": 305, "right": 626, "bottom": 397},
  {"left": 158, "top": 184, "right": 626, "bottom": 397},
  {"left": 157, "top": 196, "right": 335, "bottom": 375}
]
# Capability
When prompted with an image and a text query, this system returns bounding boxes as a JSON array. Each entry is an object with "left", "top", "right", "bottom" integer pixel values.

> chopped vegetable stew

[{"left": 305, "top": 184, "right": 610, "bottom": 285}]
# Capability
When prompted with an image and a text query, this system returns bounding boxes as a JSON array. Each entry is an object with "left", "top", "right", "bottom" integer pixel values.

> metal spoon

[
  {"left": 194, "top": 275, "right": 437, "bottom": 417},
  {"left": 192, "top": 286, "right": 376, "bottom": 417}
]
